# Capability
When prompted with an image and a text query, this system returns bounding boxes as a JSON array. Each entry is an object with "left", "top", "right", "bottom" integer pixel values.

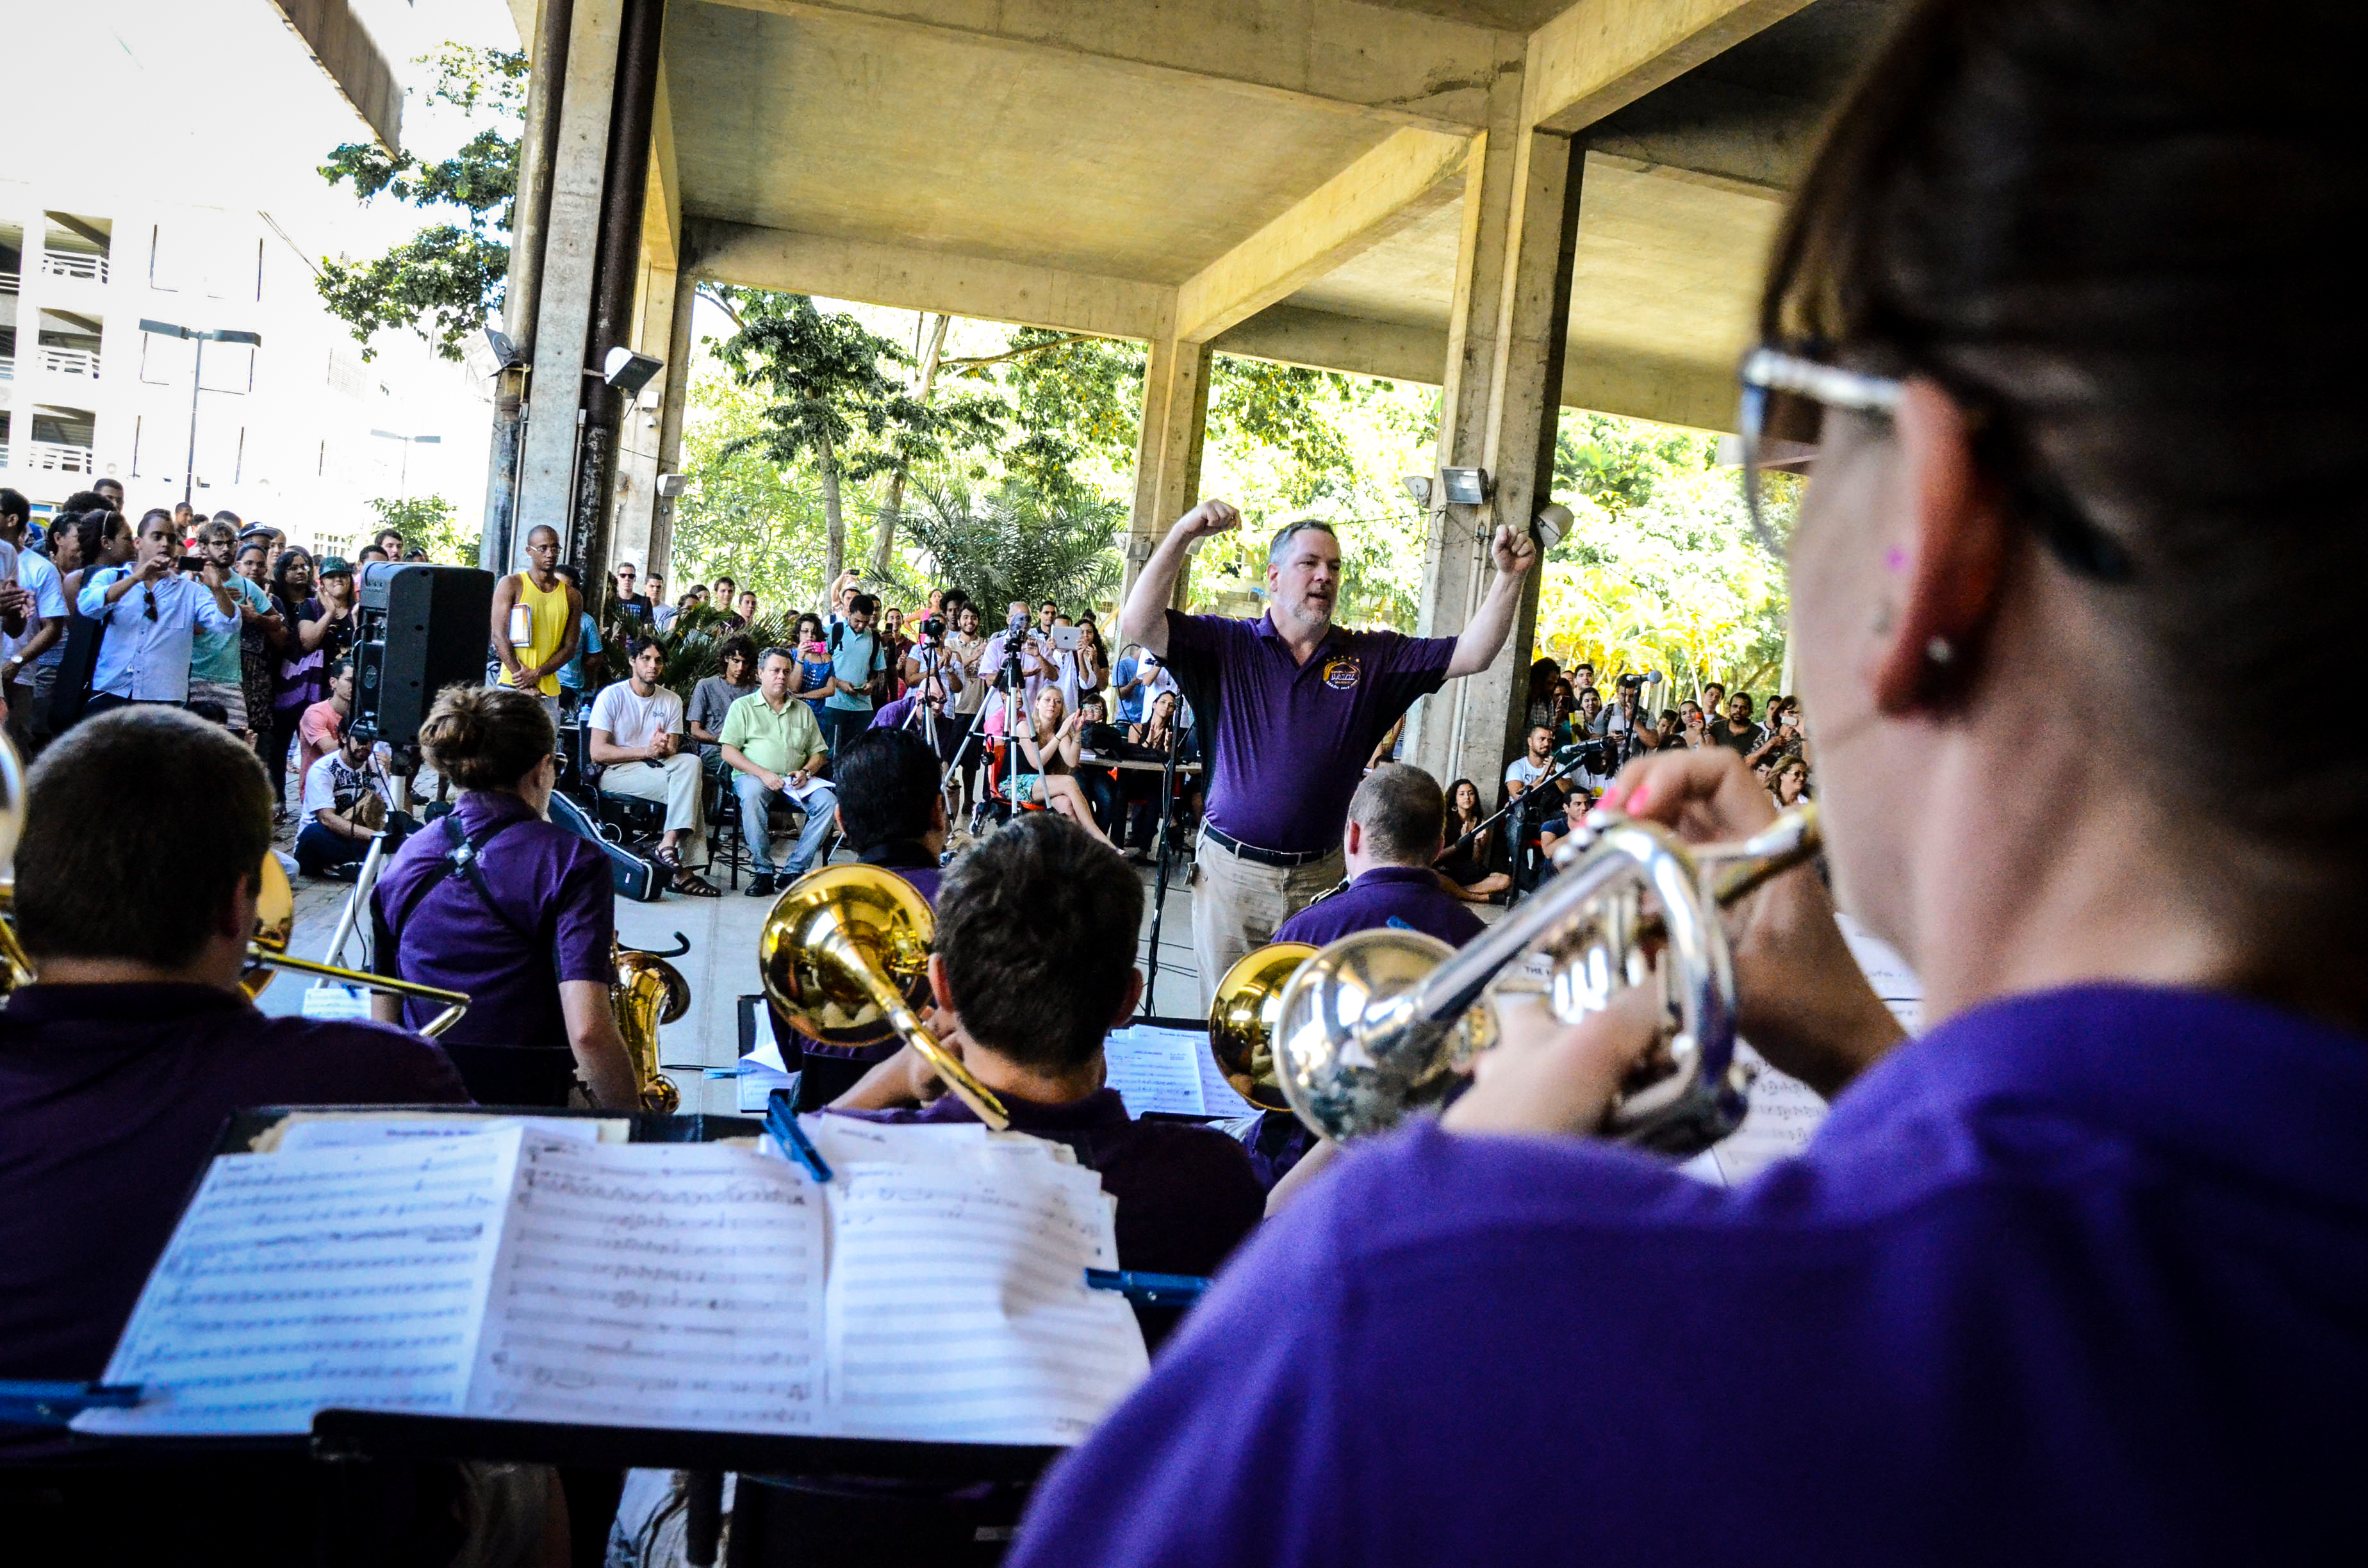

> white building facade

[{"left": 1, "top": 185, "right": 488, "bottom": 553}]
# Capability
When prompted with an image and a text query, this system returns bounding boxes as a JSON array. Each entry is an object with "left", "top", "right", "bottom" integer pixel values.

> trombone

[
  {"left": 242, "top": 853, "right": 472, "bottom": 1036},
  {"left": 759, "top": 863, "right": 1010, "bottom": 1130},
  {"left": 1231, "top": 804, "right": 1821, "bottom": 1156}
]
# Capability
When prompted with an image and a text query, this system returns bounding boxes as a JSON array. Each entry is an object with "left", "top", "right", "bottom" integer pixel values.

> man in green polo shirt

[{"left": 719, "top": 646, "right": 838, "bottom": 895}]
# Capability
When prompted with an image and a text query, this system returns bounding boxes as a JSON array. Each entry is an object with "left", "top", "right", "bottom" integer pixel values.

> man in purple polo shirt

[
  {"left": 0, "top": 710, "right": 466, "bottom": 1437},
  {"left": 828, "top": 812, "right": 1264, "bottom": 1346},
  {"left": 1119, "top": 500, "right": 1533, "bottom": 1006},
  {"left": 1274, "top": 762, "right": 1484, "bottom": 951}
]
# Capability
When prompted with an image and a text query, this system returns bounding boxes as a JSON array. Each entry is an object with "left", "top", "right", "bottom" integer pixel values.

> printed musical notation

[
  {"left": 468, "top": 1138, "right": 828, "bottom": 1433},
  {"left": 80, "top": 1136, "right": 523, "bottom": 1435}
]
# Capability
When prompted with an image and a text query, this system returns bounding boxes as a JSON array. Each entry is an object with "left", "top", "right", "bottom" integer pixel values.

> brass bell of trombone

[
  {"left": 759, "top": 863, "right": 1012, "bottom": 1131},
  {"left": 240, "top": 853, "right": 472, "bottom": 1036},
  {"left": 1271, "top": 805, "right": 1821, "bottom": 1154},
  {"left": 1206, "top": 942, "right": 1317, "bottom": 1113}
]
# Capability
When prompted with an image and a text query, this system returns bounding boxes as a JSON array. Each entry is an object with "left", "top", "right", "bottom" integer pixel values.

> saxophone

[{"left": 611, "top": 933, "right": 692, "bottom": 1113}]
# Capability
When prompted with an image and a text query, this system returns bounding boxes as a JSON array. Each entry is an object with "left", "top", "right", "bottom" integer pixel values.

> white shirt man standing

[{"left": 588, "top": 638, "right": 719, "bottom": 896}]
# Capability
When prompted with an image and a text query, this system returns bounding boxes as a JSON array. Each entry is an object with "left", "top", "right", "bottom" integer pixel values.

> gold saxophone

[{"left": 611, "top": 934, "right": 692, "bottom": 1113}]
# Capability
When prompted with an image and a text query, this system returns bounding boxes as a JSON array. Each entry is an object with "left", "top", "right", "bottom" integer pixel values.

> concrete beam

[
  {"left": 1211, "top": 304, "right": 1448, "bottom": 386},
  {"left": 643, "top": 62, "right": 681, "bottom": 271},
  {"left": 1124, "top": 338, "right": 1215, "bottom": 614},
  {"left": 1175, "top": 129, "right": 1470, "bottom": 344},
  {"left": 687, "top": 220, "right": 1172, "bottom": 341},
  {"left": 267, "top": 0, "right": 404, "bottom": 150},
  {"left": 1524, "top": 0, "right": 1814, "bottom": 136},
  {"left": 702, "top": 0, "right": 1516, "bottom": 133}
]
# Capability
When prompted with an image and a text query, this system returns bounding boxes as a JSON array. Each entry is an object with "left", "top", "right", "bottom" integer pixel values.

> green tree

[
  {"left": 713, "top": 289, "right": 1001, "bottom": 587},
  {"left": 316, "top": 45, "right": 524, "bottom": 361},
  {"left": 947, "top": 329, "right": 1146, "bottom": 505},
  {"left": 365, "top": 494, "right": 479, "bottom": 564},
  {"left": 670, "top": 368, "right": 846, "bottom": 612}
]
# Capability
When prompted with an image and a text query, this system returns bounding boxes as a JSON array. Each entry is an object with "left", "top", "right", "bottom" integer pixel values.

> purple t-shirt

[
  {"left": 830, "top": 1086, "right": 1264, "bottom": 1284},
  {"left": 1273, "top": 865, "right": 1484, "bottom": 949},
  {"left": 0, "top": 984, "right": 467, "bottom": 1406},
  {"left": 372, "top": 792, "right": 615, "bottom": 1053},
  {"left": 1010, "top": 985, "right": 2368, "bottom": 1565},
  {"left": 1161, "top": 610, "right": 1454, "bottom": 854}
]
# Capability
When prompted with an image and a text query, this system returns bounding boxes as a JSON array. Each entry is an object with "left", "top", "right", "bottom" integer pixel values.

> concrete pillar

[
  {"left": 513, "top": 0, "right": 622, "bottom": 570},
  {"left": 1119, "top": 332, "right": 1212, "bottom": 613},
  {"left": 648, "top": 266, "right": 696, "bottom": 578},
  {"left": 610, "top": 258, "right": 677, "bottom": 576},
  {"left": 1407, "top": 78, "right": 1583, "bottom": 797}
]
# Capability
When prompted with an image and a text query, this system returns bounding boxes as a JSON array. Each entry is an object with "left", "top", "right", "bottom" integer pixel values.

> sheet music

[
  {"left": 1101, "top": 1025, "right": 1206, "bottom": 1116},
  {"left": 78, "top": 1134, "right": 523, "bottom": 1435},
  {"left": 797, "top": 1116, "right": 1077, "bottom": 1173},
  {"left": 465, "top": 1139, "right": 828, "bottom": 1432},
  {"left": 272, "top": 1114, "right": 620, "bottom": 1152},
  {"left": 1836, "top": 910, "right": 1923, "bottom": 1032},
  {"left": 825, "top": 1160, "right": 1149, "bottom": 1444},
  {"left": 1195, "top": 1036, "right": 1258, "bottom": 1118}
]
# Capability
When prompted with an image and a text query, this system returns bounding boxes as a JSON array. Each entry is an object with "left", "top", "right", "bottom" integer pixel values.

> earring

[{"left": 1925, "top": 636, "right": 1954, "bottom": 666}]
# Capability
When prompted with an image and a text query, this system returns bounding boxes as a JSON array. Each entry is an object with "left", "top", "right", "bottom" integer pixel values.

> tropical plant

[
  {"left": 364, "top": 494, "right": 477, "bottom": 564},
  {"left": 316, "top": 45, "right": 524, "bottom": 361},
  {"left": 901, "top": 477, "right": 1123, "bottom": 614}
]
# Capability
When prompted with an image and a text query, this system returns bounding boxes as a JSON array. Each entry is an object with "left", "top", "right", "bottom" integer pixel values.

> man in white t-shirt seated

[
  {"left": 588, "top": 637, "right": 720, "bottom": 897},
  {"left": 296, "top": 728, "right": 410, "bottom": 878}
]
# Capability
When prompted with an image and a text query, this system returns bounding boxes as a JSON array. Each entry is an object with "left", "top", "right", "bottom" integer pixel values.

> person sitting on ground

[
  {"left": 829, "top": 813, "right": 1265, "bottom": 1346},
  {"left": 686, "top": 633, "right": 758, "bottom": 774},
  {"left": 588, "top": 637, "right": 718, "bottom": 895},
  {"left": 999, "top": 685, "right": 1115, "bottom": 845},
  {"left": 1436, "top": 776, "right": 1511, "bottom": 902},
  {"left": 297, "top": 726, "right": 413, "bottom": 878},
  {"left": 372, "top": 685, "right": 639, "bottom": 1109},
  {"left": 1277, "top": 764, "right": 1486, "bottom": 951},
  {"left": 1, "top": 710, "right": 467, "bottom": 1441},
  {"left": 774, "top": 728, "right": 951, "bottom": 1106},
  {"left": 297, "top": 655, "right": 355, "bottom": 781},
  {"left": 719, "top": 646, "right": 837, "bottom": 897}
]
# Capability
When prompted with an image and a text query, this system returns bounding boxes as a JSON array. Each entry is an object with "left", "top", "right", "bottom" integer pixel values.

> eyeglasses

[
  {"left": 1738, "top": 344, "right": 2134, "bottom": 583},
  {"left": 142, "top": 587, "right": 159, "bottom": 623}
]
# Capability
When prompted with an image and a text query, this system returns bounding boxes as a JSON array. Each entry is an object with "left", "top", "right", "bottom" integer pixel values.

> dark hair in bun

[{"left": 416, "top": 683, "right": 555, "bottom": 792}]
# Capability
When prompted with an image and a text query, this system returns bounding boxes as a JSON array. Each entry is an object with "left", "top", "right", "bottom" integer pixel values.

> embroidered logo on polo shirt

[{"left": 1320, "top": 655, "right": 1360, "bottom": 690}]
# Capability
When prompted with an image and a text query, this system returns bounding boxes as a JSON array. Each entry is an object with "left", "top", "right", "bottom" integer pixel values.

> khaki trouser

[
  {"left": 599, "top": 752, "right": 711, "bottom": 867},
  {"left": 1192, "top": 829, "right": 1345, "bottom": 1011}
]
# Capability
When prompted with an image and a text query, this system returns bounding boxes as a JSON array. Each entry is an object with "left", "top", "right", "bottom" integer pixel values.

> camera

[{"left": 916, "top": 614, "right": 945, "bottom": 643}]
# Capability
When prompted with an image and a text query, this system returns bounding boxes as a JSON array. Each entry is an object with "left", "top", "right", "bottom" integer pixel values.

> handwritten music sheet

[
  {"left": 1101, "top": 1025, "right": 1206, "bottom": 1116},
  {"left": 78, "top": 1134, "right": 522, "bottom": 1435},
  {"left": 466, "top": 1139, "right": 828, "bottom": 1433},
  {"left": 825, "top": 1160, "right": 1149, "bottom": 1445}
]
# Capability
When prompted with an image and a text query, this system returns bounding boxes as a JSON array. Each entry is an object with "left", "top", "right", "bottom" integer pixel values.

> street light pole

[
  {"left": 369, "top": 430, "right": 445, "bottom": 505},
  {"left": 141, "top": 319, "right": 263, "bottom": 509}
]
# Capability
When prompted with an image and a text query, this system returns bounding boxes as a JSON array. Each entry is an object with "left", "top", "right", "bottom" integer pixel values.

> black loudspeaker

[{"left": 351, "top": 563, "right": 497, "bottom": 746}]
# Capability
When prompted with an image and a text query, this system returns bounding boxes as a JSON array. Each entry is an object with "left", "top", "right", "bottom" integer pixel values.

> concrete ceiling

[{"left": 645, "top": 0, "right": 1906, "bottom": 429}]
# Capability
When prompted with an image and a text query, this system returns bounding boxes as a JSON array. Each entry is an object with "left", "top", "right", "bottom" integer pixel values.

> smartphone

[{"left": 1051, "top": 625, "right": 1082, "bottom": 651}]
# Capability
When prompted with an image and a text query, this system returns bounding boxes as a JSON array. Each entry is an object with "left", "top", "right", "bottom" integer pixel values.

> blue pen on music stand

[
  {"left": 765, "top": 1089, "right": 832, "bottom": 1183},
  {"left": 1085, "top": 1268, "right": 1210, "bottom": 1307}
]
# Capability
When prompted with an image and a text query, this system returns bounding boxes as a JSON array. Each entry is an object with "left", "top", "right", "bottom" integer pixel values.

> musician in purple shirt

[
  {"left": 0, "top": 710, "right": 466, "bottom": 1443},
  {"left": 828, "top": 812, "right": 1264, "bottom": 1343},
  {"left": 372, "top": 685, "right": 637, "bottom": 1109},
  {"left": 1012, "top": 6, "right": 2368, "bottom": 1563},
  {"left": 1274, "top": 763, "right": 1484, "bottom": 951},
  {"left": 1121, "top": 503, "right": 1534, "bottom": 1008}
]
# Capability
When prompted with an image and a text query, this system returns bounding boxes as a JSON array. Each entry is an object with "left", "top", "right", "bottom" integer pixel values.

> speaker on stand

[{"left": 350, "top": 564, "right": 497, "bottom": 808}]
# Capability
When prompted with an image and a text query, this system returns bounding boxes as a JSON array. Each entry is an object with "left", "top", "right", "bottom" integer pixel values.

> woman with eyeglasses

[{"left": 1012, "top": 4, "right": 2368, "bottom": 1564}]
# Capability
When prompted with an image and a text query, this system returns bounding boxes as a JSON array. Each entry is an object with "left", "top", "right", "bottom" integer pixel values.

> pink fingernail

[{"left": 1626, "top": 783, "right": 1652, "bottom": 813}]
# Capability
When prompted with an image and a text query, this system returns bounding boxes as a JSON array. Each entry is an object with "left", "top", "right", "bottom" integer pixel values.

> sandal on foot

[
  {"left": 651, "top": 844, "right": 684, "bottom": 871},
  {"left": 671, "top": 870, "right": 721, "bottom": 897}
]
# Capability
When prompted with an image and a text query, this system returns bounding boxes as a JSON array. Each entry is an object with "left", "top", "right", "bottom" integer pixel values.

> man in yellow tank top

[{"left": 488, "top": 525, "right": 582, "bottom": 718}]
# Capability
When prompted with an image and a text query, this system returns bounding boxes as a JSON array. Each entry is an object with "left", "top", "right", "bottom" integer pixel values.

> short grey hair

[
  {"left": 1348, "top": 762, "right": 1446, "bottom": 865},
  {"left": 1267, "top": 519, "right": 1338, "bottom": 571}
]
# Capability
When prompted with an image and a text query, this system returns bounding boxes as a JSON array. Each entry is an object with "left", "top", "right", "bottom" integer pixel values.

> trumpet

[
  {"left": 241, "top": 853, "right": 472, "bottom": 1036},
  {"left": 1267, "top": 804, "right": 1821, "bottom": 1154},
  {"left": 613, "top": 934, "right": 693, "bottom": 1113},
  {"left": 759, "top": 863, "right": 1011, "bottom": 1131}
]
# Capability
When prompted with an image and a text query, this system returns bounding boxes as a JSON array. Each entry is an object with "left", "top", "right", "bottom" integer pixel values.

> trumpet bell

[
  {"left": 1207, "top": 942, "right": 1317, "bottom": 1114},
  {"left": 759, "top": 864, "right": 933, "bottom": 1048},
  {"left": 1274, "top": 928, "right": 1479, "bottom": 1143}
]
